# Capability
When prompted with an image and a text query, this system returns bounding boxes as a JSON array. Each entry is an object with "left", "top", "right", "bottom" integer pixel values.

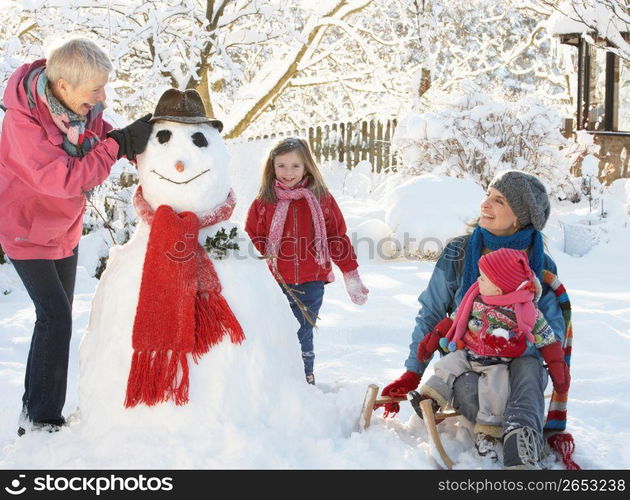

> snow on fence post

[
  {"left": 368, "top": 119, "right": 376, "bottom": 170},
  {"left": 308, "top": 126, "right": 315, "bottom": 158},
  {"left": 315, "top": 125, "right": 323, "bottom": 163},
  {"left": 338, "top": 122, "right": 346, "bottom": 164},
  {"left": 357, "top": 123, "right": 363, "bottom": 167},
  {"left": 345, "top": 121, "right": 353, "bottom": 168},
  {"left": 384, "top": 119, "right": 393, "bottom": 172},
  {"left": 377, "top": 121, "right": 384, "bottom": 173},
  {"left": 360, "top": 121, "right": 368, "bottom": 162},
  {"left": 331, "top": 122, "right": 338, "bottom": 163},
  {"left": 323, "top": 124, "right": 330, "bottom": 163}
]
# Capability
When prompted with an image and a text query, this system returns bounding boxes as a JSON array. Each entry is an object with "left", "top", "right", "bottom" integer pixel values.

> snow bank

[{"left": 384, "top": 175, "right": 484, "bottom": 257}]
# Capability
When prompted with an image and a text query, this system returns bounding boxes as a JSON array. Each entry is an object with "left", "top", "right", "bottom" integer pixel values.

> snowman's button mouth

[{"left": 151, "top": 169, "right": 210, "bottom": 185}]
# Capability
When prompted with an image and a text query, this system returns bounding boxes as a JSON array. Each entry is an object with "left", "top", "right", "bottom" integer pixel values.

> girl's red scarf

[
  {"left": 268, "top": 179, "right": 329, "bottom": 270},
  {"left": 125, "top": 186, "right": 245, "bottom": 408}
]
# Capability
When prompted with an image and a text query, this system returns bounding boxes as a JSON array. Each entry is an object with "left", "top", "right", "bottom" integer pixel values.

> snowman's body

[{"left": 78, "top": 121, "right": 305, "bottom": 435}]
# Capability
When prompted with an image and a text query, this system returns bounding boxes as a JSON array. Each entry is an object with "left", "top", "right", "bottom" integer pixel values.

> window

[
  {"left": 618, "top": 57, "right": 630, "bottom": 132},
  {"left": 577, "top": 38, "right": 630, "bottom": 133},
  {"left": 586, "top": 44, "right": 607, "bottom": 130}
]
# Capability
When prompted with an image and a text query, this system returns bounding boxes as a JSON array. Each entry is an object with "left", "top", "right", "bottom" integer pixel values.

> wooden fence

[{"left": 244, "top": 119, "right": 398, "bottom": 173}]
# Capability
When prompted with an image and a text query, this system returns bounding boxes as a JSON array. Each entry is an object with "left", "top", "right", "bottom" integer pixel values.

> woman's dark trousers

[{"left": 10, "top": 247, "right": 78, "bottom": 423}]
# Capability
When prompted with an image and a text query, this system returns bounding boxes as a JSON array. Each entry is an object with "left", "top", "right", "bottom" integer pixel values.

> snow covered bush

[
  {"left": 394, "top": 89, "right": 588, "bottom": 199},
  {"left": 82, "top": 163, "right": 139, "bottom": 278}
]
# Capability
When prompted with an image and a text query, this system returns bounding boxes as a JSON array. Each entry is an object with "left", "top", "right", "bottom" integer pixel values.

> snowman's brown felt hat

[{"left": 150, "top": 89, "right": 223, "bottom": 132}]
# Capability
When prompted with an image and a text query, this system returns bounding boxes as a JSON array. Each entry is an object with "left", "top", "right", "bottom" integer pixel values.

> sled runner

[
  {"left": 359, "top": 384, "right": 459, "bottom": 468},
  {"left": 359, "top": 384, "right": 404, "bottom": 429}
]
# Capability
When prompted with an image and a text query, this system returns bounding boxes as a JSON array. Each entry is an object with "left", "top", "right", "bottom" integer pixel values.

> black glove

[{"left": 107, "top": 113, "right": 153, "bottom": 161}]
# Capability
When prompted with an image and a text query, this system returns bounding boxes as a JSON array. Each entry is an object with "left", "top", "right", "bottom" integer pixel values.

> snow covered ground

[{"left": 1, "top": 155, "right": 629, "bottom": 469}]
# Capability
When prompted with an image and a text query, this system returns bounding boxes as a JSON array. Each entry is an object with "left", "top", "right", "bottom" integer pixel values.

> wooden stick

[
  {"left": 262, "top": 255, "right": 319, "bottom": 327},
  {"left": 360, "top": 384, "right": 380, "bottom": 430},
  {"left": 420, "top": 398, "right": 455, "bottom": 470}
]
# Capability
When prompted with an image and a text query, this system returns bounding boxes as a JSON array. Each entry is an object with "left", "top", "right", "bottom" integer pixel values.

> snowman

[{"left": 78, "top": 89, "right": 307, "bottom": 442}]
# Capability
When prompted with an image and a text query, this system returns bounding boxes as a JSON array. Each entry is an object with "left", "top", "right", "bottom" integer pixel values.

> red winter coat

[
  {"left": 0, "top": 59, "right": 119, "bottom": 260},
  {"left": 245, "top": 192, "right": 358, "bottom": 285}
]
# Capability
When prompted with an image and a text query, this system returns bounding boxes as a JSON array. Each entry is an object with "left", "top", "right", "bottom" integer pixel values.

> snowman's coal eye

[
  {"left": 156, "top": 130, "right": 172, "bottom": 144},
  {"left": 191, "top": 132, "right": 208, "bottom": 148}
]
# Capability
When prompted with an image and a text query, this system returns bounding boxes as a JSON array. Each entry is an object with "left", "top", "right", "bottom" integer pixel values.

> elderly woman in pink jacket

[{"left": 0, "top": 38, "right": 152, "bottom": 435}]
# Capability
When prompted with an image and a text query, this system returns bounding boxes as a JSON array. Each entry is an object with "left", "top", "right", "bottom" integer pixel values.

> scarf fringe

[
  {"left": 125, "top": 350, "right": 190, "bottom": 408},
  {"left": 193, "top": 290, "right": 245, "bottom": 360},
  {"left": 547, "top": 433, "right": 581, "bottom": 470}
]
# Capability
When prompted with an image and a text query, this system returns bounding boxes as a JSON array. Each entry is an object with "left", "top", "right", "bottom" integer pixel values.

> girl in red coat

[{"left": 246, "top": 137, "right": 369, "bottom": 384}]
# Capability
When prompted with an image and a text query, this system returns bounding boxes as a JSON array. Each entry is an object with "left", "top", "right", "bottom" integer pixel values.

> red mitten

[
  {"left": 377, "top": 371, "right": 421, "bottom": 416},
  {"left": 540, "top": 341, "right": 570, "bottom": 394},
  {"left": 417, "top": 317, "right": 454, "bottom": 362}
]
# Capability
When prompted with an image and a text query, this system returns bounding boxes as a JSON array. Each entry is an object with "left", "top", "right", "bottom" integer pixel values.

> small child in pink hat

[{"left": 416, "top": 247, "right": 570, "bottom": 461}]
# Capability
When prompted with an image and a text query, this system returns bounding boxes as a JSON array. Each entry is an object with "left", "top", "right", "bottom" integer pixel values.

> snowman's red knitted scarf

[{"left": 125, "top": 186, "right": 245, "bottom": 408}]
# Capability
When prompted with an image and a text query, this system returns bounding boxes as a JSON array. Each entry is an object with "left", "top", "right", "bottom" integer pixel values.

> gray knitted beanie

[{"left": 488, "top": 170, "right": 550, "bottom": 231}]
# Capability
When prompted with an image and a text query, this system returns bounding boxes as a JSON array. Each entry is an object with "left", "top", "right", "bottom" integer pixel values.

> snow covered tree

[
  {"left": 0, "top": 0, "right": 379, "bottom": 137},
  {"left": 1, "top": 0, "right": 578, "bottom": 137}
]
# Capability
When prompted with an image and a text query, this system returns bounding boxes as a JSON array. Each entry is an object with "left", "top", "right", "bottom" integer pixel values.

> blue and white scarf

[{"left": 460, "top": 225, "right": 544, "bottom": 297}]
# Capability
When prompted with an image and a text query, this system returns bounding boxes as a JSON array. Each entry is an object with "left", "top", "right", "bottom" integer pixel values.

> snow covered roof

[{"left": 547, "top": 2, "right": 629, "bottom": 37}]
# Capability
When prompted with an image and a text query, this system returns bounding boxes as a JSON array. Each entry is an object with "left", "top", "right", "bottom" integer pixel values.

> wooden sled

[
  {"left": 360, "top": 384, "right": 558, "bottom": 469},
  {"left": 359, "top": 384, "right": 460, "bottom": 469}
]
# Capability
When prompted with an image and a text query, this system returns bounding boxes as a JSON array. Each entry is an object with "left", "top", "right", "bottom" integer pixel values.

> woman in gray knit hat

[{"left": 379, "top": 170, "right": 565, "bottom": 469}]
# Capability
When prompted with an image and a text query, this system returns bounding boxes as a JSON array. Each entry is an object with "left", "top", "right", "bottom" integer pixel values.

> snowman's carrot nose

[{"left": 175, "top": 161, "right": 185, "bottom": 173}]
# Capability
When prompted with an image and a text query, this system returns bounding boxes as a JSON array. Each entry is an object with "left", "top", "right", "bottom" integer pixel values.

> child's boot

[
  {"left": 502, "top": 426, "right": 542, "bottom": 469},
  {"left": 474, "top": 432, "right": 500, "bottom": 462}
]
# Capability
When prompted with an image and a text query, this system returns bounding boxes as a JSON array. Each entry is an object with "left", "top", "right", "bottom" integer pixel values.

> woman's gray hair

[{"left": 46, "top": 38, "right": 113, "bottom": 88}]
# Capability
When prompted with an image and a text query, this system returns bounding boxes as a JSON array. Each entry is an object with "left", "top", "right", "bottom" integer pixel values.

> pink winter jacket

[{"left": 0, "top": 59, "right": 119, "bottom": 260}]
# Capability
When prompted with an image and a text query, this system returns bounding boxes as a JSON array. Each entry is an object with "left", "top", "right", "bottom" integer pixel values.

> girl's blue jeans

[
  {"left": 281, "top": 280, "right": 325, "bottom": 376},
  {"left": 10, "top": 246, "right": 78, "bottom": 423}
]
